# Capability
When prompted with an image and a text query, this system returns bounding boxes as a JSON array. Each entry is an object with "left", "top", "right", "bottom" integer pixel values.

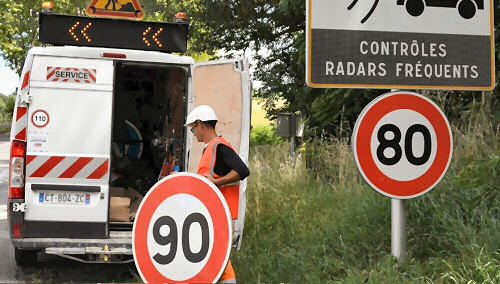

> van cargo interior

[{"left": 109, "top": 62, "right": 187, "bottom": 227}]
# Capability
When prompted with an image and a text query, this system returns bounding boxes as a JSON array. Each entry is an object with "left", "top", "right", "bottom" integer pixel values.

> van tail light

[
  {"left": 9, "top": 141, "right": 26, "bottom": 199},
  {"left": 12, "top": 222, "right": 22, "bottom": 238}
]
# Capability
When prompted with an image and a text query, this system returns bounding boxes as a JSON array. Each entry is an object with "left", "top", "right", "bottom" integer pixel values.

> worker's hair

[{"left": 201, "top": 120, "right": 217, "bottom": 128}]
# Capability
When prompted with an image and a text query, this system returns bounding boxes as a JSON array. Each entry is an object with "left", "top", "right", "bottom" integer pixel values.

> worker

[
  {"left": 185, "top": 105, "right": 250, "bottom": 284},
  {"left": 104, "top": 0, "right": 119, "bottom": 11}
]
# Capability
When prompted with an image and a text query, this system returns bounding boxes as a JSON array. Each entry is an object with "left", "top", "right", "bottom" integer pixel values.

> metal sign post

[
  {"left": 391, "top": 88, "right": 406, "bottom": 264},
  {"left": 391, "top": 199, "right": 406, "bottom": 263}
]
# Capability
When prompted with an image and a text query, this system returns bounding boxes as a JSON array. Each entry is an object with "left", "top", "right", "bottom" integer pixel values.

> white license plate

[{"left": 38, "top": 192, "right": 91, "bottom": 205}]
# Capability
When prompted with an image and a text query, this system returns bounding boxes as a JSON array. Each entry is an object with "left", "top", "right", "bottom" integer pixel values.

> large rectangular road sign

[{"left": 306, "top": 0, "right": 495, "bottom": 90}]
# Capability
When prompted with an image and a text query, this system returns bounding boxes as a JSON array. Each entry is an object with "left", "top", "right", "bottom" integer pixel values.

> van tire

[{"left": 14, "top": 248, "right": 38, "bottom": 266}]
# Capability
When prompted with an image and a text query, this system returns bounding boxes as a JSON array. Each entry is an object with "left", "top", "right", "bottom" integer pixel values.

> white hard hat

[{"left": 185, "top": 105, "right": 218, "bottom": 126}]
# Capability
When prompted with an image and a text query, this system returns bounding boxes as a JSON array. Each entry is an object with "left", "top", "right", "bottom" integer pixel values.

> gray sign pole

[
  {"left": 290, "top": 114, "right": 296, "bottom": 159},
  {"left": 390, "top": 88, "right": 406, "bottom": 264},
  {"left": 391, "top": 199, "right": 406, "bottom": 263}
]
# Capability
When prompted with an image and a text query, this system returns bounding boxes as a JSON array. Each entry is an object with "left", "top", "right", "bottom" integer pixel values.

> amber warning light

[
  {"left": 42, "top": 1, "right": 54, "bottom": 13},
  {"left": 175, "top": 12, "right": 187, "bottom": 20},
  {"left": 39, "top": 13, "right": 188, "bottom": 53},
  {"left": 42, "top": 1, "right": 54, "bottom": 9}
]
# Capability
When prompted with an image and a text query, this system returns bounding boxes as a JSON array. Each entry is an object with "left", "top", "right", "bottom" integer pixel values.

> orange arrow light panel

[{"left": 40, "top": 13, "right": 188, "bottom": 53}]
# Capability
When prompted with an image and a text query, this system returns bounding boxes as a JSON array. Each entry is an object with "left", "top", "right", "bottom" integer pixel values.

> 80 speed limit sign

[
  {"left": 352, "top": 91, "right": 453, "bottom": 199},
  {"left": 133, "top": 173, "right": 232, "bottom": 283}
]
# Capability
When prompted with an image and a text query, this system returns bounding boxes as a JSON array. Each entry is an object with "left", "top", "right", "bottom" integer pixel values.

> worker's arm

[
  {"left": 206, "top": 169, "right": 241, "bottom": 186},
  {"left": 206, "top": 144, "right": 250, "bottom": 186}
]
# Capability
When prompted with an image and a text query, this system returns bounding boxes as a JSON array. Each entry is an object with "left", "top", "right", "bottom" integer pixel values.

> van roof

[{"left": 29, "top": 46, "right": 195, "bottom": 65}]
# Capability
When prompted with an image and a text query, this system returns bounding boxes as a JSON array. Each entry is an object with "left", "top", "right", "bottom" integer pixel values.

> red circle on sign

[
  {"left": 353, "top": 92, "right": 452, "bottom": 199},
  {"left": 133, "top": 173, "right": 231, "bottom": 283},
  {"left": 30, "top": 109, "right": 50, "bottom": 128}
]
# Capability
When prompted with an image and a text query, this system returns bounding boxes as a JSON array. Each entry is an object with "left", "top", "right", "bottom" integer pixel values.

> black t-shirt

[{"left": 203, "top": 144, "right": 250, "bottom": 180}]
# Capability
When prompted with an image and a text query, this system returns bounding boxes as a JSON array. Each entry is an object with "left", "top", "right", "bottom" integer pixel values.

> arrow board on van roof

[
  {"left": 86, "top": 0, "right": 145, "bottom": 20},
  {"left": 38, "top": 13, "right": 188, "bottom": 53},
  {"left": 306, "top": 0, "right": 495, "bottom": 90}
]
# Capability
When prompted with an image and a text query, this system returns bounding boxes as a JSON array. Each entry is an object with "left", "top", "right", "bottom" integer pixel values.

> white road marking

[{"left": 0, "top": 205, "right": 6, "bottom": 220}]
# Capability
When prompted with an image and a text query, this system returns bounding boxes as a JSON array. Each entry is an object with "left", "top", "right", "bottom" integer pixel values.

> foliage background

[{"left": 2, "top": 0, "right": 498, "bottom": 134}]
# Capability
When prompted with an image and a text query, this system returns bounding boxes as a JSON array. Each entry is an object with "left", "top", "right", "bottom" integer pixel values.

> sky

[{"left": 0, "top": 56, "right": 19, "bottom": 96}]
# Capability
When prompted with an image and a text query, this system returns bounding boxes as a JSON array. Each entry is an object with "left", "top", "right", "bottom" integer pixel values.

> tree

[
  {"left": 192, "top": 0, "right": 500, "bottom": 137},
  {"left": 0, "top": 1, "right": 498, "bottom": 136}
]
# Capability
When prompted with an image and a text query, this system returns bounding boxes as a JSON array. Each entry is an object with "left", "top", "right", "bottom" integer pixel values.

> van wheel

[
  {"left": 405, "top": 0, "right": 425, "bottom": 17},
  {"left": 457, "top": 0, "right": 476, "bottom": 19},
  {"left": 14, "top": 248, "right": 38, "bottom": 266}
]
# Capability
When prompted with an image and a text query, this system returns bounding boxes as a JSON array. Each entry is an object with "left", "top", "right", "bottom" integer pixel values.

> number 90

[{"left": 152, "top": 213, "right": 210, "bottom": 265}]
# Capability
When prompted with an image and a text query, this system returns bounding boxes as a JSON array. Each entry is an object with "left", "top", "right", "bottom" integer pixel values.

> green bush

[{"left": 250, "top": 125, "right": 283, "bottom": 146}]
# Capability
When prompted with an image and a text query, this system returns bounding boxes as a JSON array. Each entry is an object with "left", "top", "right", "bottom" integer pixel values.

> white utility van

[{"left": 8, "top": 45, "right": 251, "bottom": 265}]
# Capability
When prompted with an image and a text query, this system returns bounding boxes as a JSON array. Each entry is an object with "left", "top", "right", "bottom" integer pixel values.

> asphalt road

[{"left": 0, "top": 133, "right": 139, "bottom": 284}]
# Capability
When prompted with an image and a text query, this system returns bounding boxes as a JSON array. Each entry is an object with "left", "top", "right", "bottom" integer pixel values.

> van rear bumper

[{"left": 12, "top": 231, "right": 132, "bottom": 254}]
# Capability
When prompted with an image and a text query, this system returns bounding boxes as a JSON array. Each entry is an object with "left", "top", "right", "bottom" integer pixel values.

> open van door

[
  {"left": 188, "top": 58, "right": 251, "bottom": 249},
  {"left": 23, "top": 55, "right": 114, "bottom": 238}
]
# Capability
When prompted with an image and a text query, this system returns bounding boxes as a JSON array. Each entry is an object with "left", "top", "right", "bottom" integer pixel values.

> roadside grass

[{"left": 233, "top": 94, "right": 499, "bottom": 283}]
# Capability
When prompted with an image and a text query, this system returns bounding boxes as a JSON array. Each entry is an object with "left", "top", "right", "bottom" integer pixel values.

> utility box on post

[
  {"left": 277, "top": 113, "right": 303, "bottom": 138},
  {"left": 277, "top": 112, "right": 303, "bottom": 158}
]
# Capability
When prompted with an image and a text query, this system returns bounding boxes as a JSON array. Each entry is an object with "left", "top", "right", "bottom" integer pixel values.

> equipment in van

[{"left": 8, "top": 3, "right": 250, "bottom": 266}]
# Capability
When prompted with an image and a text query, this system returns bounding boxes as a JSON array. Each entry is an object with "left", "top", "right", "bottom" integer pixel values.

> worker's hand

[{"left": 205, "top": 175, "right": 217, "bottom": 184}]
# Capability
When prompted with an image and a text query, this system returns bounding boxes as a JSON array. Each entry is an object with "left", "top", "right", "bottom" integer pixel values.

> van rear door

[
  {"left": 23, "top": 55, "right": 113, "bottom": 239},
  {"left": 188, "top": 58, "right": 251, "bottom": 248}
]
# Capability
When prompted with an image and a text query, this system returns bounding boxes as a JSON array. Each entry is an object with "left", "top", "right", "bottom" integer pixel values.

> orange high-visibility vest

[{"left": 197, "top": 136, "right": 240, "bottom": 219}]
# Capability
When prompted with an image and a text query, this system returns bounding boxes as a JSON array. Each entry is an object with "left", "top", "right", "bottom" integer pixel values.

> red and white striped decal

[
  {"left": 46, "top": 67, "right": 97, "bottom": 84},
  {"left": 14, "top": 106, "right": 28, "bottom": 141},
  {"left": 26, "top": 155, "right": 109, "bottom": 180}
]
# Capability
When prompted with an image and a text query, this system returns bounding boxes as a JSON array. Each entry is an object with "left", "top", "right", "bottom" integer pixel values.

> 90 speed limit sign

[
  {"left": 133, "top": 173, "right": 232, "bottom": 283},
  {"left": 352, "top": 91, "right": 453, "bottom": 199}
]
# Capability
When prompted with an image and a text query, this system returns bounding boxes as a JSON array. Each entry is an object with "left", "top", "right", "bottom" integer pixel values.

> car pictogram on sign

[{"left": 398, "top": 0, "right": 484, "bottom": 19}]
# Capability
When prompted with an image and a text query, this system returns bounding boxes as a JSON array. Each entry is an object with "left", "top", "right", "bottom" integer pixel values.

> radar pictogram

[{"left": 347, "top": 0, "right": 379, "bottom": 23}]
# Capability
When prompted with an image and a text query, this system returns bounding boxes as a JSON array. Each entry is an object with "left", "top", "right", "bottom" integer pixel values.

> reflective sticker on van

[
  {"left": 26, "top": 155, "right": 109, "bottom": 180},
  {"left": 46, "top": 67, "right": 97, "bottom": 84},
  {"left": 14, "top": 106, "right": 28, "bottom": 141}
]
